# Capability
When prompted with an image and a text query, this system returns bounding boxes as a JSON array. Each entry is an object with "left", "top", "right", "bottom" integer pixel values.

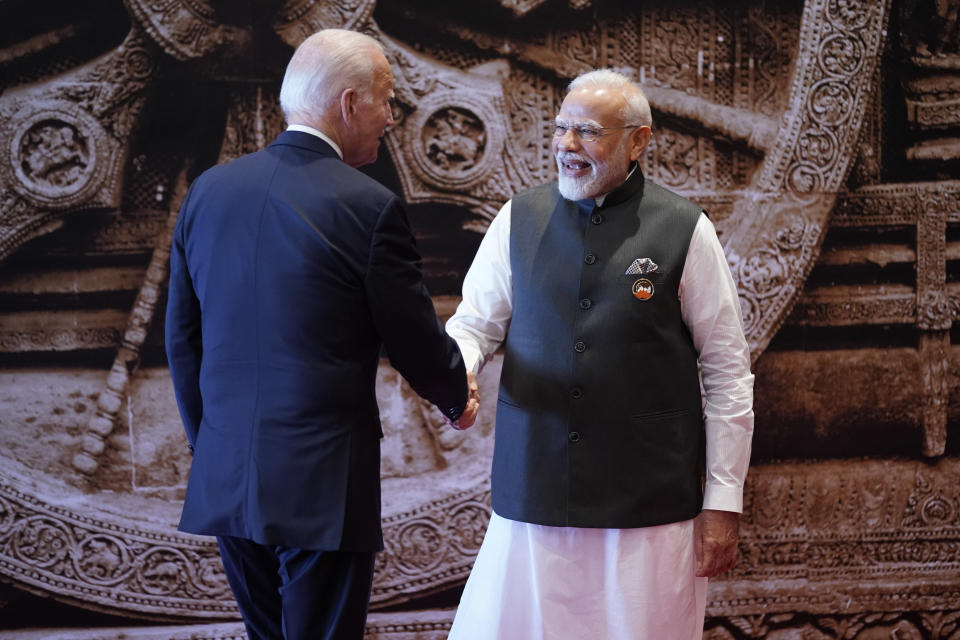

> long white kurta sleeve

[{"left": 446, "top": 201, "right": 755, "bottom": 512}]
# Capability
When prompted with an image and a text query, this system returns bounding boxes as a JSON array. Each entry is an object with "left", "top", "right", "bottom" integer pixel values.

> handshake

[{"left": 450, "top": 371, "right": 481, "bottom": 430}]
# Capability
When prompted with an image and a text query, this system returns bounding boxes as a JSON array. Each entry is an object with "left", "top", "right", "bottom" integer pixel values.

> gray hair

[
  {"left": 567, "top": 69, "right": 652, "bottom": 127},
  {"left": 279, "top": 29, "right": 384, "bottom": 124}
]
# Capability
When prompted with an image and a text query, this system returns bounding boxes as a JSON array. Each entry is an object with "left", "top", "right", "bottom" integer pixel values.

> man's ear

[
  {"left": 629, "top": 126, "right": 653, "bottom": 161},
  {"left": 340, "top": 88, "right": 357, "bottom": 125}
]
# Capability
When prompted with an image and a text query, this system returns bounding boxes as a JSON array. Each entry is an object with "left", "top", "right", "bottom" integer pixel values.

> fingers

[
  {"left": 453, "top": 396, "right": 479, "bottom": 429},
  {"left": 695, "top": 538, "right": 739, "bottom": 578},
  {"left": 451, "top": 371, "right": 481, "bottom": 430},
  {"left": 693, "top": 509, "right": 740, "bottom": 578},
  {"left": 467, "top": 371, "right": 480, "bottom": 400}
]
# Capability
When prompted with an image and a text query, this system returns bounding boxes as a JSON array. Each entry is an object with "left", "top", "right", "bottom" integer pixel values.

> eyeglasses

[{"left": 552, "top": 122, "right": 644, "bottom": 143}]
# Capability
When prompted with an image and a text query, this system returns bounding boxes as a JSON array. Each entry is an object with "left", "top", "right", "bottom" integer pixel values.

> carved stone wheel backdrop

[{"left": 0, "top": 0, "right": 893, "bottom": 622}]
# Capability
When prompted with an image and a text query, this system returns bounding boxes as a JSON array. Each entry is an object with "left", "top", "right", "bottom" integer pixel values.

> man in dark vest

[
  {"left": 445, "top": 70, "right": 754, "bottom": 639},
  {"left": 166, "top": 29, "right": 479, "bottom": 640}
]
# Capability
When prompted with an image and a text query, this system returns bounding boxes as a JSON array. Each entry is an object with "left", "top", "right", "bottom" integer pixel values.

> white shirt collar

[{"left": 286, "top": 124, "right": 343, "bottom": 160}]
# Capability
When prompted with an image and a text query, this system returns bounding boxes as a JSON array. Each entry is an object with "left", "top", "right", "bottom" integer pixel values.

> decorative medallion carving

[
  {"left": 818, "top": 33, "right": 866, "bottom": 76},
  {"left": 422, "top": 107, "right": 487, "bottom": 174},
  {"left": 8, "top": 103, "right": 109, "bottom": 209},
  {"left": 903, "top": 471, "right": 960, "bottom": 528},
  {"left": 410, "top": 101, "right": 501, "bottom": 191},
  {"left": 383, "top": 38, "right": 513, "bottom": 221}
]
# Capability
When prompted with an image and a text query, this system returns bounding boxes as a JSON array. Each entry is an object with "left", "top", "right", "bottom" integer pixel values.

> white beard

[
  {"left": 557, "top": 172, "right": 599, "bottom": 201},
  {"left": 555, "top": 150, "right": 630, "bottom": 202}
]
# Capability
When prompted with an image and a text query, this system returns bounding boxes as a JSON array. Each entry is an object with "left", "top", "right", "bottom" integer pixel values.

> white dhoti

[{"left": 448, "top": 512, "right": 707, "bottom": 640}]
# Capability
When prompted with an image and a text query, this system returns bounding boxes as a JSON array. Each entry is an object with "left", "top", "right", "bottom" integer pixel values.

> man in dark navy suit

[{"left": 165, "top": 28, "right": 479, "bottom": 640}]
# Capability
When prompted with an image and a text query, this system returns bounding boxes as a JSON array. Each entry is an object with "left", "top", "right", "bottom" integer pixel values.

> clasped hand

[{"left": 451, "top": 371, "right": 480, "bottom": 430}]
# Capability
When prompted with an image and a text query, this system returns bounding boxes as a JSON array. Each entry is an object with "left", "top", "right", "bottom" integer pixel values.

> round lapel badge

[{"left": 632, "top": 278, "right": 654, "bottom": 300}]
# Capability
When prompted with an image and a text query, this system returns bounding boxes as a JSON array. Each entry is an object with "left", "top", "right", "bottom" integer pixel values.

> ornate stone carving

[
  {"left": 642, "top": 85, "right": 778, "bottom": 153},
  {"left": 217, "top": 86, "right": 286, "bottom": 164},
  {"left": 3, "top": 436, "right": 958, "bottom": 622},
  {"left": 124, "top": 0, "right": 246, "bottom": 61},
  {"left": 646, "top": 129, "right": 702, "bottom": 190},
  {"left": 0, "top": 475, "right": 234, "bottom": 617},
  {"left": 0, "top": 612, "right": 460, "bottom": 639},
  {"left": 906, "top": 98, "right": 960, "bottom": 129},
  {"left": 423, "top": 108, "right": 486, "bottom": 173},
  {"left": 743, "top": 8, "right": 801, "bottom": 119},
  {"left": 904, "top": 471, "right": 959, "bottom": 529},
  {"left": 0, "top": 31, "right": 154, "bottom": 261},
  {"left": 720, "top": 0, "right": 891, "bottom": 360},
  {"left": 818, "top": 32, "right": 865, "bottom": 76},
  {"left": 382, "top": 38, "right": 516, "bottom": 221},
  {"left": 272, "top": 0, "right": 376, "bottom": 47},
  {"left": 410, "top": 100, "right": 502, "bottom": 191},
  {"left": 0, "top": 469, "right": 493, "bottom": 616},
  {"left": 707, "top": 459, "right": 960, "bottom": 617},
  {"left": 919, "top": 290, "right": 953, "bottom": 330},
  {"left": 375, "top": 490, "right": 490, "bottom": 603},
  {"left": 0, "top": 326, "right": 125, "bottom": 353},
  {"left": 789, "top": 293, "right": 916, "bottom": 327},
  {"left": 73, "top": 182, "right": 182, "bottom": 476},
  {"left": 705, "top": 612, "right": 960, "bottom": 640},
  {"left": 918, "top": 332, "right": 950, "bottom": 457},
  {"left": 832, "top": 181, "right": 960, "bottom": 227},
  {"left": 7, "top": 102, "right": 109, "bottom": 209},
  {"left": 1, "top": 0, "right": 958, "bottom": 634}
]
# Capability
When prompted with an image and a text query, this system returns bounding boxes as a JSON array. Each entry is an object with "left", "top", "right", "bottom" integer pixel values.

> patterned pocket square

[{"left": 625, "top": 258, "right": 659, "bottom": 275}]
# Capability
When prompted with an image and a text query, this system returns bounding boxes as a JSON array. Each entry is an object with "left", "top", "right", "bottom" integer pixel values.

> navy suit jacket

[{"left": 165, "top": 131, "right": 468, "bottom": 551}]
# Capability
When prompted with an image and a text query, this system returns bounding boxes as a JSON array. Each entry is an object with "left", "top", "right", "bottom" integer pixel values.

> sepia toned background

[{"left": 0, "top": 0, "right": 958, "bottom": 638}]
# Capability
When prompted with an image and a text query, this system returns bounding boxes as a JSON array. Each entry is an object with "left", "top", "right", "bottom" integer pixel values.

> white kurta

[{"left": 445, "top": 197, "right": 754, "bottom": 639}]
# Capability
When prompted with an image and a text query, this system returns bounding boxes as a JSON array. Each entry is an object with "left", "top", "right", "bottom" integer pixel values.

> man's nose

[{"left": 556, "top": 129, "right": 580, "bottom": 151}]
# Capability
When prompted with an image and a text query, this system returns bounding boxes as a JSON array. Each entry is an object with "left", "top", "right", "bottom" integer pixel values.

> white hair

[
  {"left": 567, "top": 69, "right": 652, "bottom": 127},
  {"left": 279, "top": 29, "right": 385, "bottom": 124}
]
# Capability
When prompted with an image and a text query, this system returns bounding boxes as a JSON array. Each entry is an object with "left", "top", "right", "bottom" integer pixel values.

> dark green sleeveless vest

[{"left": 493, "top": 168, "right": 705, "bottom": 528}]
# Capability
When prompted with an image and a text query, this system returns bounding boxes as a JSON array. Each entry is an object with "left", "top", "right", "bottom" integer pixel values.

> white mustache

[{"left": 557, "top": 153, "right": 591, "bottom": 165}]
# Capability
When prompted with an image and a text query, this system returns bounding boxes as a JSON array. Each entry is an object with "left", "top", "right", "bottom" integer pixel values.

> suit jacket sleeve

[
  {"left": 165, "top": 186, "right": 204, "bottom": 448},
  {"left": 365, "top": 196, "right": 468, "bottom": 422}
]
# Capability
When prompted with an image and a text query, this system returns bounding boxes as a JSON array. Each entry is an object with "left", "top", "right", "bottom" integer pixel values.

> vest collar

[{"left": 596, "top": 162, "right": 645, "bottom": 209}]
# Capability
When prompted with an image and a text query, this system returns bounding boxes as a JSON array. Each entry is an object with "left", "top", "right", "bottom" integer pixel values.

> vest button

[
  {"left": 568, "top": 431, "right": 582, "bottom": 443},
  {"left": 579, "top": 298, "right": 592, "bottom": 310},
  {"left": 570, "top": 387, "right": 583, "bottom": 399},
  {"left": 584, "top": 253, "right": 597, "bottom": 265},
  {"left": 590, "top": 213, "right": 603, "bottom": 225},
  {"left": 574, "top": 340, "right": 586, "bottom": 353}
]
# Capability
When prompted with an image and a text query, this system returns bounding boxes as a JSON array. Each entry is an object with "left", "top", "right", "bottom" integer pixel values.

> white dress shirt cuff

[
  {"left": 702, "top": 483, "right": 744, "bottom": 513},
  {"left": 455, "top": 342, "right": 484, "bottom": 376}
]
